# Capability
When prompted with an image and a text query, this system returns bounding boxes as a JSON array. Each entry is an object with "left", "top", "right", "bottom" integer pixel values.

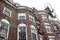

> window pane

[
  {"left": 32, "top": 33, "right": 36, "bottom": 40},
  {"left": 42, "top": 15, "right": 48, "bottom": 21},
  {"left": 29, "top": 15, "right": 35, "bottom": 22},
  {"left": 3, "top": 7, "right": 12, "bottom": 17},
  {"left": 46, "top": 27, "right": 51, "bottom": 32},
  {"left": 45, "top": 23, "right": 52, "bottom": 33},
  {"left": 0, "top": 22, "right": 8, "bottom": 38},
  {"left": 18, "top": 13, "right": 26, "bottom": 19},
  {"left": 19, "top": 27, "right": 26, "bottom": 40},
  {"left": 31, "top": 25, "right": 36, "bottom": 40},
  {"left": 19, "top": 16, "right": 25, "bottom": 19}
]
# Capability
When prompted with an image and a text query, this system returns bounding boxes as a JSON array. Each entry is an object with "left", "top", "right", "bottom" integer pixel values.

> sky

[{"left": 13, "top": 0, "right": 60, "bottom": 20}]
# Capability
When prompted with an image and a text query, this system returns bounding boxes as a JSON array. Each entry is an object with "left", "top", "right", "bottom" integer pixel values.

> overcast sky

[{"left": 14, "top": 0, "right": 60, "bottom": 20}]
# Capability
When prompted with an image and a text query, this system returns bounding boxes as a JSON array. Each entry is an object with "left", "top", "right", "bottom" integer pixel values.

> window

[
  {"left": 0, "top": 19, "right": 10, "bottom": 39},
  {"left": 29, "top": 15, "right": 35, "bottom": 22},
  {"left": 30, "top": 25, "right": 37, "bottom": 40},
  {"left": 18, "top": 23, "right": 27, "bottom": 40},
  {"left": 54, "top": 26, "right": 57, "bottom": 30},
  {"left": 39, "top": 35, "right": 43, "bottom": 40},
  {"left": 3, "top": 7, "right": 12, "bottom": 17},
  {"left": 48, "top": 36, "right": 55, "bottom": 40},
  {"left": 42, "top": 15, "right": 48, "bottom": 21},
  {"left": 46, "top": 25, "right": 52, "bottom": 33},
  {"left": 18, "top": 13, "right": 26, "bottom": 19},
  {"left": 44, "top": 23, "right": 52, "bottom": 33},
  {"left": 58, "top": 33, "right": 60, "bottom": 38},
  {"left": 19, "top": 27, "right": 26, "bottom": 40}
]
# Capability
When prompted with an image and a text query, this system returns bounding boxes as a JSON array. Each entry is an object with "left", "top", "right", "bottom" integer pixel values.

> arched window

[
  {"left": 30, "top": 25, "right": 36, "bottom": 40},
  {"left": 18, "top": 23, "right": 27, "bottom": 40},
  {"left": 0, "top": 19, "right": 10, "bottom": 39}
]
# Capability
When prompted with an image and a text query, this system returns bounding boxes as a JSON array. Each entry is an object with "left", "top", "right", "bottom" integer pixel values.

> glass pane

[
  {"left": 0, "top": 22, "right": 8, "bottom": 38},
  {"left": 19, "top": 27, "right": 26, "bottom": 40},
  {"left": 4, "top": 7, "right": 11, "bottom": 16},
  {"left": 19, "top": 16, "right": 25, "bottom": 19},
  {"left": 32, "top": 33, "right": 36, "bottom": 40},
  {"left": 47, "top": 28, "right": 50, "bottom": 32}
]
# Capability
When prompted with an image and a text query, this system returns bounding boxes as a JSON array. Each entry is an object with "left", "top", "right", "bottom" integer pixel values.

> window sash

[
  {"left": 32, "top": 33, "right": 36, "bottom": 40},
  {"left": 18, "top": 27, "right": 26, "bottom": 40},
  {"left": 3, "top": 7, "right": 12, "bottom": 17},
  {"left": 46, "top": 25, "right": 52, "bottom": 33},
  {"left": 31, "top": 26, "right": 37, "bottom": 40},
  {"left": 46, "top": 28, "right": 51, "bottom": 32},
  {"left": 29, "top": 15, "right": 35, "bottom": 22},
  {"left": 18, "top": 13, "right": 26, "bottom": 19},
  {"left": 42, "top": 15, "right": 48, "bottom": 21},
  {"left": 0, "top": 22, "right": 9, "bottom": 39}
]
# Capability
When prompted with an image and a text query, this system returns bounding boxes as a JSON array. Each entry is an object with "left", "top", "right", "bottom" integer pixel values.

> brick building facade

[{"left": 0, "top": 0, "right": 60, "bottom": 40}]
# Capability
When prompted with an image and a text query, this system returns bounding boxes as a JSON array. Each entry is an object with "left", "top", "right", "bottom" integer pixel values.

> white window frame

[
  {"left": 30, "top": 25, "right": 38, "bottom": 40},
  {"left": 18, "top": 13, "right": 26, "bottom": 20},
  {"left": 39, "top": 35, "right": 43, "bottom": 40},
  {"left": 42, "top": 15, "right": 48, "bottom": 21},
  {"left": 0, "top": 19, "right": 10, "bottom": 39},
  {"left": 44, "top": 23, "right": 52, "bottom": 33},
  {"left": 29, "top": 15, "right": 35, "bottom": 22},
  {"left": 48, "top": 36, "right": 55, "bottom": 40},
  {"left": 17, "top": 23, "right": 28, "bottom": 40},
  {"left": 3, "top": 7, "right": 12, "bottom": 17}
]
